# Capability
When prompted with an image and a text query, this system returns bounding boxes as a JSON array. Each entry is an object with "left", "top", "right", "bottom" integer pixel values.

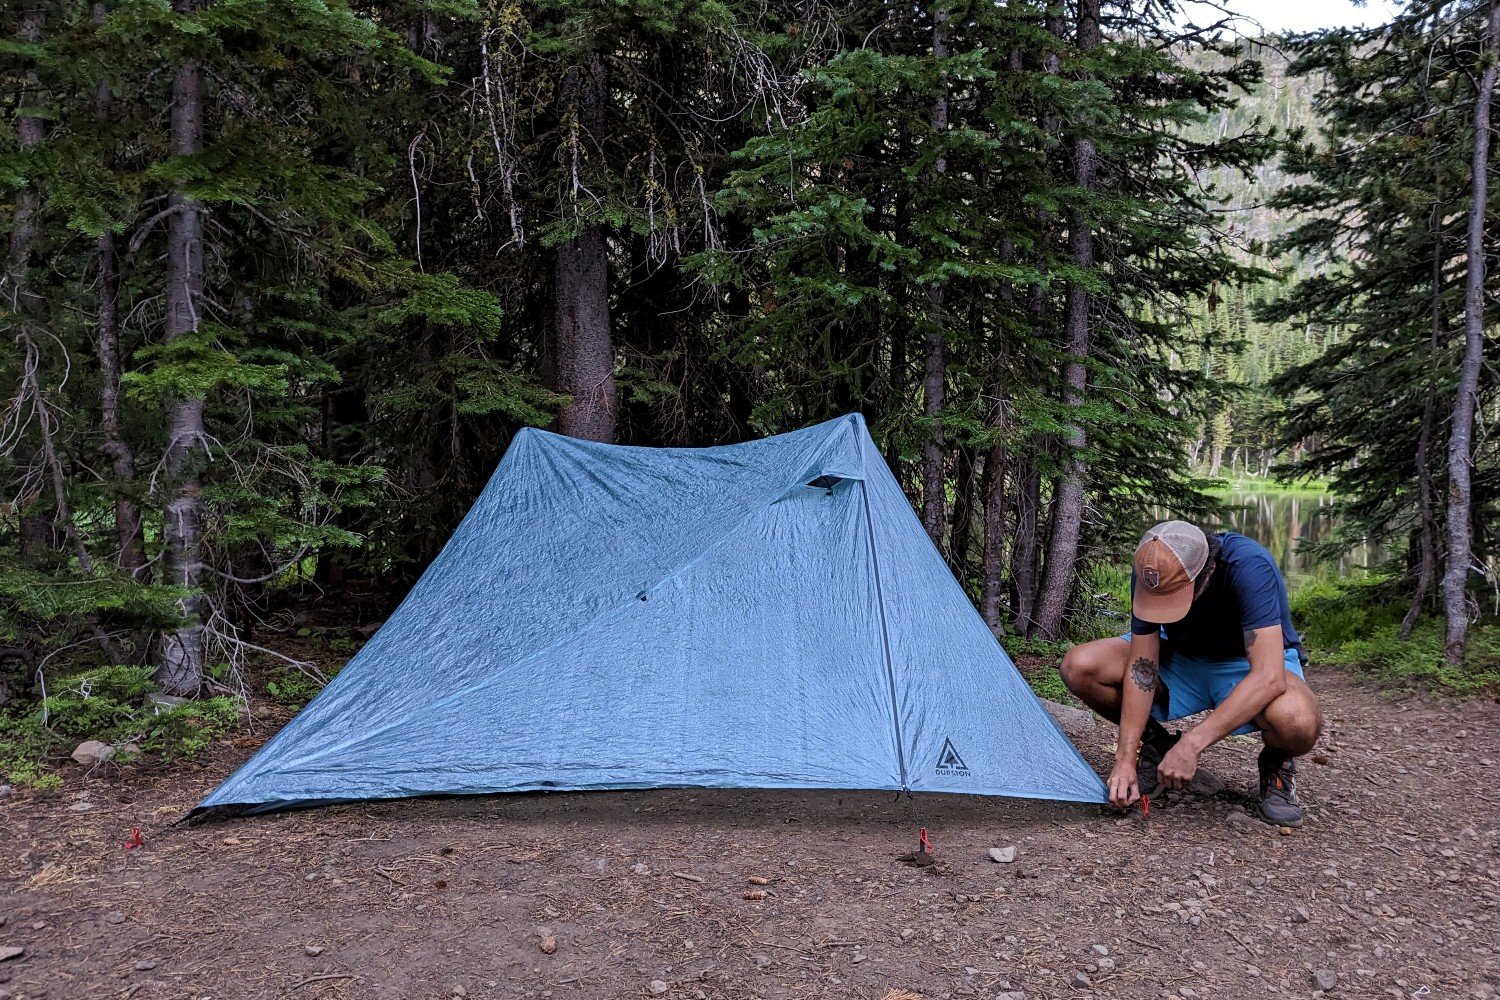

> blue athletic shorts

[{"left": 1119, "top": 634, "right": 1305, "bottom": 735}]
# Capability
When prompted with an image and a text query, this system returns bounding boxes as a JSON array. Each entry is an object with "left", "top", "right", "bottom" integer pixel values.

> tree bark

[
  {"left": 1033, "top": 0, "right": 1100, "bottom": 641},
  {"left": 920, "top": 0, "right": 951, "bottom": 545},
  {"left": 553, "top": 52, "right": 615, "bottom": 443},
  {"left": 1440, "top": 0, "right": 1499, "bottom": 665},
  {"left": 1010, "top": 461, "right": 1042, "bottom": 636},
  {"left": 948, "top": 445, "right": 976, "bottom": 580},
  {"left": 156, "top": 2, "right": 209, "bottom": 694},
  {"left": 981, "top": 231, "right": 1019, "bottom": 630},
  {"left": 554, "top": 227, "right": 615, "bottom": 441},
  {"left": 981, "top": 429, "right": 1008, "bottom": 630},
  {"left": 1402, "top": 205, "right": 1445, "bottom": 639}
]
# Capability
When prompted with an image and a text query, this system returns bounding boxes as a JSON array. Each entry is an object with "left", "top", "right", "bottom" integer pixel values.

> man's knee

[
  {"left": 1059, "top": 639, "right": 1122, "bottom": 694},
  {"left": 1261, "top": 681, "right": 1322, "bottom": 754}
]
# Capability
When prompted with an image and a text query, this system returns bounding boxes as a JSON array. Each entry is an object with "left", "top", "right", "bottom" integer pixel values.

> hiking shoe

[
  {"left": 1136, "top": 730, "right": 1181, "bottom": 796},
  {"left": 1256, "top": 752, "right": 1304, "bottom": 827}
]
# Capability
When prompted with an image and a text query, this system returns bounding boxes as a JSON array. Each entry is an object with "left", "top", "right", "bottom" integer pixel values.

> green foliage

[
  {"left": 1024, "top": 664, "right": 1073, "bottom": 704},
  {"left": 0, "top": 712, "right": 62, "bottom": 789},
  {"left": 1290, "top": 576, "right": 1500, "bottom": 696},
  {"left": 40, "top": 665, "right": 158, "bottom": 740},
  {"left": 142, "top": 697, "right": 240, "bottom": 758},
  {"left": 266, "top": 669, "right": 325, "bottom": 707}
]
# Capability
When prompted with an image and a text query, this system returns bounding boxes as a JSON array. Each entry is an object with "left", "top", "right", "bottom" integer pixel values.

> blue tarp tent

[{"left": 197, "top": 414, "right": 1106, "bottom": 814}]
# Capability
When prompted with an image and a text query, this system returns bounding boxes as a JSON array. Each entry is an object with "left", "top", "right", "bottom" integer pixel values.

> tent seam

[{"left": 859, "top": 478, "right": 909, "bottom": 792}]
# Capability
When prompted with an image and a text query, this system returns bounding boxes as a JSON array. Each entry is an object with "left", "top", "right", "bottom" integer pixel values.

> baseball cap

[{"left": 1132, "top": 521, "right": 1209, "bottom": 624}]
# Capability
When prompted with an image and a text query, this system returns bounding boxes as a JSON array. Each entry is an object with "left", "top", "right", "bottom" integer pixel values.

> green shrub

[
  {"left": 0, "top": 663, "right": 245, "bottom": 783},
  {"left": 266, "top": 669, "right": 325, "bottom": 707},
  {"left": 0, "top": 710, "right": 63, "bottom": 788},
  {"left": 1289, "top": 575, "right": 1500, "bottom": 696},
  {"left": 142, "top": 697, "right": 241, "bottom": 758},
  {"left": 1025, "top": 664, "right": 1073, "bottom": 704},
  {"left": 39, "top": 665, "right": 157, "bottom": 741}
]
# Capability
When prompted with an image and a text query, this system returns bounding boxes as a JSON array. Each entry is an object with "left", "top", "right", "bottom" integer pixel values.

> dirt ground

[{"left": 2, "top": 665, "right": 1498, "bottom": 1000}]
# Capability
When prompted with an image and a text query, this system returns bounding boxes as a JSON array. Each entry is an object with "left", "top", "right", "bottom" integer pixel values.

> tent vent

[{"left": 807, "top": 474, "right": 843, "bottom": 492}]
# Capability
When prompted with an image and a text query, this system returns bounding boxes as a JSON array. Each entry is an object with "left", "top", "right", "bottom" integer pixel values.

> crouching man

[{"left": 1061, "top": 521, "right": 1323, "bottom": 826}]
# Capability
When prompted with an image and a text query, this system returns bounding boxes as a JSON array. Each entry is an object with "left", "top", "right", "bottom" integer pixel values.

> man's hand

[
  {"left": 1107, "top": 759, "right": 1140, "bottom": 809},
  {"left": 1157, "top": 737, "right": 1202, "bottom": 790}
]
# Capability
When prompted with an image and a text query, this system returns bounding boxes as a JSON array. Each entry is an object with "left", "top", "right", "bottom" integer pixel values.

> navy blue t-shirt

[{"left": 1131, "top": 531, "right": 1303, "bottom": 662}]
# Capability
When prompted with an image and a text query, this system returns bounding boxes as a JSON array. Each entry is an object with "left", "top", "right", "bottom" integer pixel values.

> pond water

[{"left": 1205, "top": 490, "right": 1381, "bottom": 580}]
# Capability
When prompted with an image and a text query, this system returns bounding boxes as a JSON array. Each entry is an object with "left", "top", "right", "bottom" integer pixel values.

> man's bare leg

[
  {"left": 1058, "top": 636, "right": 1133, "bottom": 723},
  {"left": 1253, "top": 674, "right": 1323, "bottom": 827}
]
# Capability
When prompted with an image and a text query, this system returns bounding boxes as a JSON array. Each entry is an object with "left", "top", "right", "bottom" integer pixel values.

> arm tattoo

[
  {"left": 1130, "top": 657, "right": 1159, "bottom": 693},
  {"left": 1243, "top": 628, "right": 1258, "bottom": 650}
]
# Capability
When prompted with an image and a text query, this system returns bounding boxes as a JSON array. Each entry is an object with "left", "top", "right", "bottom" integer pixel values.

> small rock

[
  {"left": 0, "top": 947, "right": 21, "bottom": 962},
  {"left": 753, "top": 954, "right": 773, "bottom": 969},
  {"left": 452, "top": 986, "right": 466, "bottom": 998},
  {"left": 899, "top": 928, "right": 915, "bottom": 942},
  {"left": 133, "top": 960, "right": 155, "bottom": 971},
  {"left": 1097, "top": 958, "right": 1115, "bottom": 972},
  {"left": 1043, "top": 699, "right": 1097, "bottom": 735},
  {"left": 539, "top": 935, "right": 557, "bottom": 955},
  {"left": 1291, "top": 907, "right": 1311, "bottom": 924},
  {"left": 70, "top": 740, "right": 114, "bottom": 765},
  {"left": 68, "top": 801, "right": 95, "bottom": 812},
  {"left": 1187, "top": 769, "right": 1225, "bottom": 795},
  {"left": 632, "top": 863, "right": 650, "bottom": 874},
  {"left": 113, "top": 743, "right": 142, "bottom": 760},
  {"left": 989, "top": 846, "right": 1017, "bottom": 864},
  {"left": 1279, "top": 826, "right": 1294, "bottom": 836},
  {"left": 851, "top": 952, "right": 865, "bottom": 965},
  {"left": 1090, "top": 944, "right": 1109, "bottom": 957},
  {"left": 146, "top": 693, "right": 188, "bottom": 712},
  {"left": 1071, "top": 971, "right": 1092, "bottom": 989},
  {"left": 649, "top": 981, "right": 669, "bottom": 995},
  {"left": 1179, "top": 989, "right": 1198, "bottom": 1000},
  {"left": 0, "top": 785, "right": 11, "bottom": 799},
  {"left": 304, "top": 946, "right": 323, "bottom": 957},
  {"left": 104, "top": 912, "right": 126, "bottom": 925},
  {"left": 1313, "top": 970, "right": 1337, "bottom": 992}
]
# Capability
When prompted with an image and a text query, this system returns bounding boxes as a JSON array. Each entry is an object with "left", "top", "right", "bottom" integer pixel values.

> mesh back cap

[{"left": 1132, "top": 520, "right": 1209, "bottom": 624}]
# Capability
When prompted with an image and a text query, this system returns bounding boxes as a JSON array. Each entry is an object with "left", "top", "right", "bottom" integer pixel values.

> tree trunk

[
  {"left": 981, "top": 234, "right": 1017, "bottom": 630},
  {"left": 1010, "top": 461, "right": 1042, "bottom": 636},
  {"left": 1440, "top": 0, "right": 1498, "bottom": 665},
  {"left": 948, "top": 445, "right": 976, "bottom": 580},
  {"left": 981, "top": 433, "right": 1008, "bottom": 630},
  {"left": 155, "top": 4, "right": 209, "bottom": 695},
  {"left": 554, "top": 227, "right": 615, "bottom": 442},
  {"left": 1033, "top": 0, "right": 1100, "bottom": 641},
  {"left": 553, "top": 52, "right": 615, "bottom": 443},
  {"left": 1402, "top": 206, "right": 1445, "bottom": 639},
  {"left": 93, "top": 2, "right": 146, "bottom": 578},
  {"left": 920, "top": 0, "right": 951, "bottom": 545}
]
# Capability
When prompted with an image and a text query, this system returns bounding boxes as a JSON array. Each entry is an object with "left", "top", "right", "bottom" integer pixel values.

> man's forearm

[
  {"left": 1116, "top": 651, "right": 1158, "bottom": 762},
  {"left": 1184, "top": 669, "right": 1284, "bottom": 751},
  {"left": 1184, "top": 626, "right": 1288, "bottom": 751}
]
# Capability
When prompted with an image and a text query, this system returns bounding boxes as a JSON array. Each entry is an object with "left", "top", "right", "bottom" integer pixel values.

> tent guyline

[{"left": 196, "top": 413, "right": 1107, "bottom": 817}]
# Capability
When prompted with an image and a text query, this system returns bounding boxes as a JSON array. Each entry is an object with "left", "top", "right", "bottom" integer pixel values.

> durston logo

[{"left": 935, "top": 737, "right": 970, "bottom": 777}]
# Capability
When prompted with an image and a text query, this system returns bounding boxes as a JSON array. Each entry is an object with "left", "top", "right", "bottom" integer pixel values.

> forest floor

[{"left": 2, "top": 664, "right": 1498, "bottom": 1000}]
